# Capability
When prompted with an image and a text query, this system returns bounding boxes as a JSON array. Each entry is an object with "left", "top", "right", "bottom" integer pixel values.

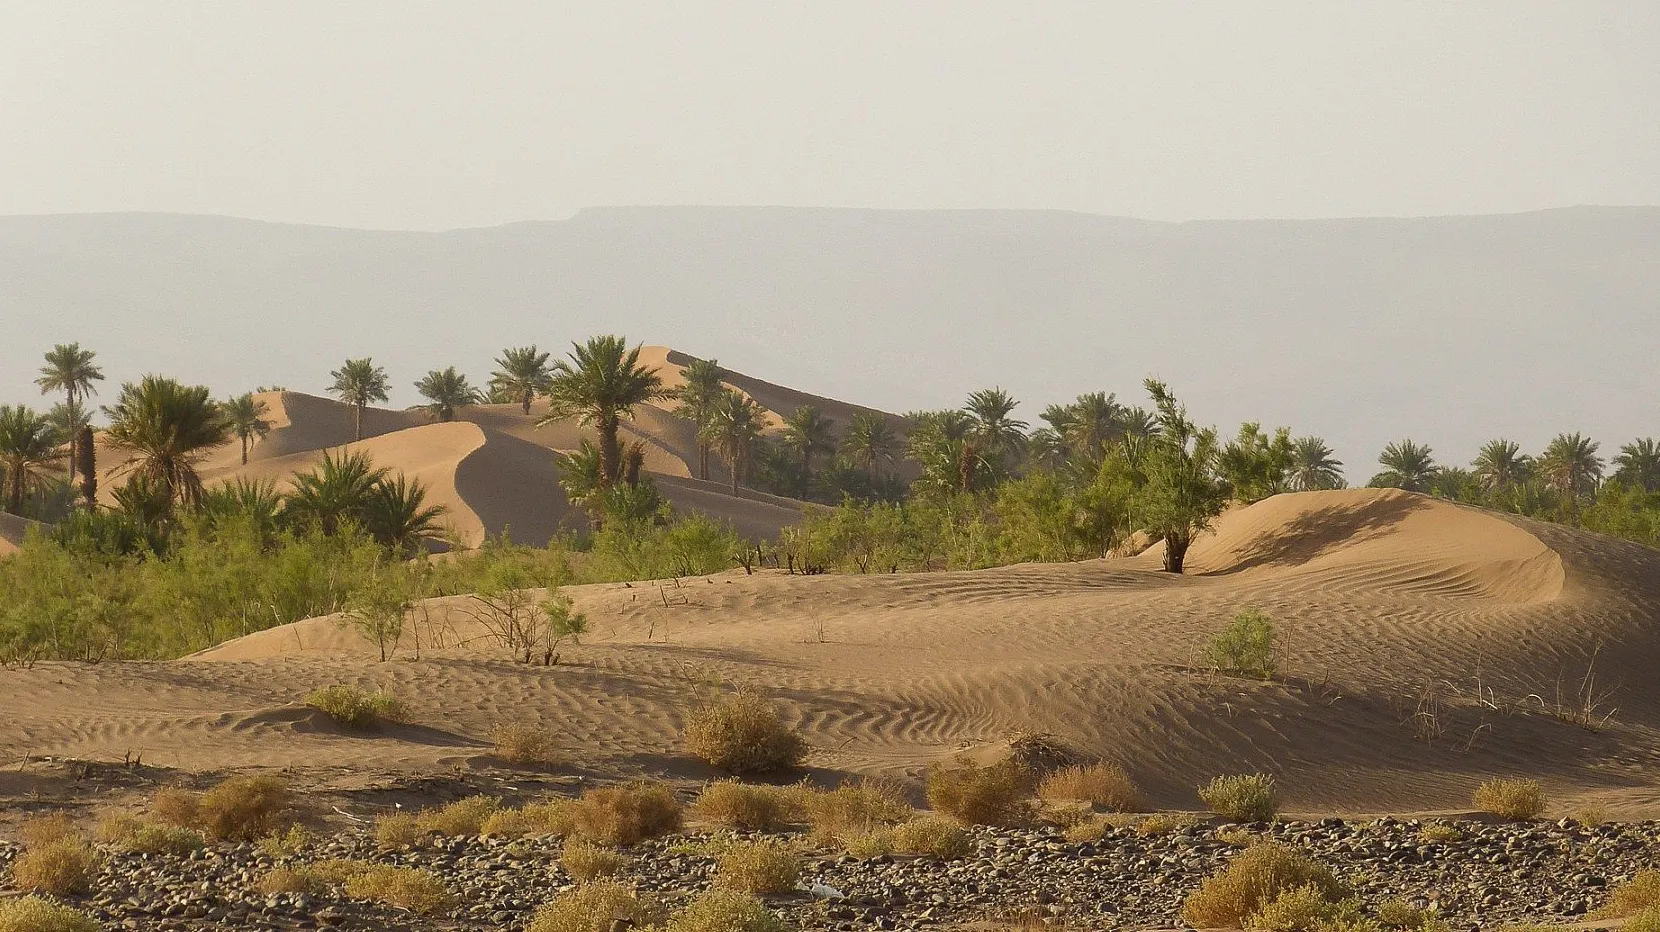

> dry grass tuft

[
  {"left": 926, "top": 759, "right": 1034, "bottom": 826},
  {"left": 343, "top": 865, "right": 455, "bottom": 914},
  {"left": 713, "top": 838, "right": 801, "bottom": 894},
  {"left": 154, "top": 775, "right": 295, "bottom": 842},
  {"left": 374, "top": 811, "right": 423, "bottom": 849},
  {"left": 842, "top": 828, "right": 896, "bottom": 859},
  {"left": 1597, "top": 870, "right": 1660, "bottom": 919},
  {"left": 1198, "top": 773, "right": 1280, "bottom": 822},
  {"left": 1626, "top": 907, "right": 1660, "bottom": 932},
  {"left": 561, "top": 838, "right": 627, "bottom": 881},
  {"left": 803, "top": 780, "right": 913, "bottom": 844},
  {"left": 1376, "top": 898, "right": 1441, "bottom": 930},
  {"left": 1136, "top": 813, "right": 1196, "bottom": 836},
  {"left": 96, "top": 815, "right": 204, "bottom": 856},
  {"left": 1416, "top": 823, "right": 1463, "bottom": 845},
  {"left": 1473, "top": 778, "right": 1546, "bottom": 822},
  {"left": 416, "top": 795, "right": 501, "bottom": 836},
  {"left": 665, "top": 889, "right": 790, "bottom": 932},
  {"left": 691, "top": 781, "right": 805, "bottom": 831},
  {"left": 257, "top": 866, "right": 325, "bottom": 896},
  {"left": 569, "top": 782, "right": 684, "bottom": 846},
  {"left": 0, "top": 895, "right": 101, "bottom": 932},
  {"left": 1247, "top": 883, "right": 1363, "bottom": 932},
  {"left": 9, "top": 839, "right": 104, "bottom": 896},
  {"left": 304, "top": 685, "right": 405, "bottom": 728},
  {"left": 18, "top": 814, "right": 80, "bottom": 848},
  {"left": 1064, "top": 816, "right": 1111, "bottom": 843},
  {"left": 1036, "top": 763, "right": 1142, "bottom": 812},
  {"left": 520, "top": 799, "right": 578, "bottom": 837},
  {"left": 1215, "top": 826, "right": 1259, "bottom": 847},
  {"left": 526, "top": 880, "right": 663, "bottom": 932},
  {"left": 1181, "top": 843, "right": 1346, "bottom": 929},
  {"left": 892, "top": 817, "right": 971, "bottom": 859},
  {"left": 683, "top": 693, "right": 808, "bottom": 774},
  {"left": 491, "top": 723, "right": 559, "bottom": 766},
  {"left": 257, "top": 825, "right": 312, "bottom": 859}
]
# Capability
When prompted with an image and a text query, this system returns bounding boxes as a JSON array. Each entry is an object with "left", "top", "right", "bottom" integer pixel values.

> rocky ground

[{"left": 2, "top": 815, "right": 1655, "bottom": 931}]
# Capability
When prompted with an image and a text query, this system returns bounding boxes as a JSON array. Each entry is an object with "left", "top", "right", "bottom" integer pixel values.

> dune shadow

[
  {"left": 452, "top": 429, "right": 584, "bottom": 547},
  {"left": 1206, "top": 492, "right": 1434, "bottom": 575}
]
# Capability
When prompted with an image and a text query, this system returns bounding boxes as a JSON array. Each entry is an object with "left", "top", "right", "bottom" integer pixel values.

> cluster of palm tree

[{"left": 1370, "top": 433, "right": 1660, "bottom": 506}]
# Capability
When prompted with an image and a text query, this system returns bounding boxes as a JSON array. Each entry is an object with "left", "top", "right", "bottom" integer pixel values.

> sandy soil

[{"left": 6, "top": 487, "right": 1659, "bottom": 822}]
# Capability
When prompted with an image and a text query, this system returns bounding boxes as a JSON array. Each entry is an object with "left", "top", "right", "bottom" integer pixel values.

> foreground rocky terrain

[{"left": 3, "top": 815, "right": 1652, "bottom": 931}]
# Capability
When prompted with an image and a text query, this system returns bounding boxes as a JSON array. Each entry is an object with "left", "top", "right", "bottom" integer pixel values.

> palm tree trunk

[
  {"left": 598, "top": 417, "right": 622, "bottom": 485},
  {"left": 521, "top": 390, "right": 533, "bottom": 416},
  {"left": 698, "top": 443, "right": 710, "bottom": 481},
  {"left": 731, "top": 453, "right": 741, "bottom": 496},
  {"left": 241, "top": 435, "right": 250, "bottom": 465},
  {"left": 354, "top": 403, "right": 365, "bottom": 441},
  {"left": 65, "top": 391, "right": 79, "bottom": 486}
]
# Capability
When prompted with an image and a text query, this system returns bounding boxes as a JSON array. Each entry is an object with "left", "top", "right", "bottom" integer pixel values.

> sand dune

[
  {"left": 0, "top": 512, "right": 42, "bottom": 556},
  {"left": 14, "top": 488, "right": 1653, "bottom": 818}
]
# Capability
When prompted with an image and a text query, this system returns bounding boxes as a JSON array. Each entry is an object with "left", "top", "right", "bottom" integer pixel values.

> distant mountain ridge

[{"left": 3, "top": 205, "right": 1657, "bottom": 470}]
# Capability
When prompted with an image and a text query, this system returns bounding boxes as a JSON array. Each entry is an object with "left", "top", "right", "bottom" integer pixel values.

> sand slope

[
  {"left": 15, "top": 489, "right": 1660, "bottom": 817},
  {"left": 0, "top": 512, "right": 42, "bottom": 556}
]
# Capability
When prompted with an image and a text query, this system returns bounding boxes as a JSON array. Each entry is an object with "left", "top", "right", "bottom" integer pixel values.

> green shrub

[
  {"left": 892, "top": 817, "right": 971, "bottom": 859},
  {"left": 561, "top": 839, "right": 627, "bottom": 881},
  {"left": 1181, "top": 843, "right": 1347, "bottom": 929},
  {"left": 926, "top": 759, "right": 1034, "bottom": 826},
  {"left": 570, "top": 782, "right": 684, "bottom": 846},
  {"left": 414, "top": 795, "right": 500, "bottom": 836},
  {"left": 683, "top": 693, "right": 808, "bottom": 774},
  {"left": 0, "top": 895, "right": 102, "bottom": 932},
  {"left": 304, "top": 685, "right": 404, "bottom": 728},
  {"left": 1036, "top": 763, "right": 1142, "bottom": 811},
  {"left": 712, "top": 838, "right": 801, "bottom": 894},
  {"left": 665, "top": 889, "right": 790, "bottom": 932},
  {"left": 690, "top": 781, "right": 804, "bottom": 831},
  {"left": 1206, "top": 609, "right": 1277, "bottom": 678},
  {"left": 526, "top": 880, "right": 663, "bottom": 932},
  {"left": 96, "top": 815, "right": 204, "bottom": 855},
  {"left": 1199, "top": 773, "right": 1280, "bottom": 822},
  {"left": 343, "top": 865, "right": 454, "bottom": 914},
  {"left": 1472, "top": 778, "right": 1545, "bottom": 821}
]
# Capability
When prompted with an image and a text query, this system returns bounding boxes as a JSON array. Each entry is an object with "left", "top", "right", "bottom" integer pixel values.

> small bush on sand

[
  {"left": 481, "top": 808, "right": 531, "bottom": 838},
  {"left": 0, "top": 895, "right": 101, "bottom": 932},
  {"left": 96, "top": 815, "right": 204, "bottom": 856},
  {"left": 520, "top": 799, "right": 578, "bottom": 837},
  {"left": 561, "top": 838, "right": 627, "bottom": 881},
  {"left": 257, "top": 825, "right": 312, "bottom": 859},
  {"left": 305, "top": 685, "right": 405, "bottom": 728},
  {"left": 1036, "top": 763, "right": 1142, "bottom": 812},
  {"left": 526, "top": 880, "right": 663, "bottom": 932},
  {"left": 375, "top": 811, "right": 423, "bottom": 848},
  {"left": 1206, "top": 609, "right": 1277, "bottom": 678},
  {"left": 683, "top": 693, "right": 808, "bottom": 774},
  {"left": 803, "top": 780, "right": 913, "bottom": 843},
  {"left": 18, "top": 814, "right": 80, "bottom": 848},
  {"left": 665, "top": 889, "right": 790, "bottom": 932},
  {"left": 257, "top": 866, "right": 325, "bottom": 896},
  {"left": 843, "top": 828, "right": 895, "bottom": 859},
  {"left": 1181, "top": 843, "right": 1347, "bottom": 929},
  {"left": 1216, "top": 826, "right": 1259, "bottom": 847},
  {"left": 1136, "top": 813, "right": 1194, "bottom": 836},
  {"left": 343, "top": 865, "right": 455, "bottom": 914},
  {"left": 713, "top": 838, "right": 801, "bottom": 894},
  {"left": 1473, "top": 778, "right": 1545, "bottom": 821},
  {"left": 892, "top": 817, "right": 971, "bottom": 859},
  {"left": 1416, "top": 823, "right": 1463, "bottom": 845},
  {"left": 156, "top": 775, "right": 295, "bottom": 842},
  {"left": 491, "top": 723, "right": 559, "bottom": 766},
  {"left": 1199, "top": 773, "right": 1280, "bottom": 822},
  {"left": 1376, "top": 898, "right": 1441, "bottom": 930},
  {"left": 299, "top": 859, "right": 372, "bottom": 887},
  {"left": 1597, "top": 870, "right": 1660, "bottom": 919},
  {"left": 1248, "top": 883, "right": 1363, "bottom": 932},
  {"left": 570, "top": 782, "right": 684, "bottom": 846},
  {"left": 1064, "top": 817, "right": 1112, "bottom": 843},
  {"left": 416, "top": 795, "right": 500, "bottom": 836},
  {"left": 691, "top": 781, "right": 804, "bottom": 831},
  {"left": 926, "top": 759, "right": 1034, "bottom": 826},
  {"left": 9, "top": 839, "right": 104, "bottom": 896}
]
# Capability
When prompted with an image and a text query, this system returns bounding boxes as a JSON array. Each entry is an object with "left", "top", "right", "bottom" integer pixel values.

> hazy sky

[{"left": 3, "top": 2, "right": 1656, "bottom": 229}]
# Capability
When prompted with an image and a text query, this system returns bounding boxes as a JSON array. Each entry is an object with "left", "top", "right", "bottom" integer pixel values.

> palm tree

[
  {"left": 537, "top": 336, "right": 666, "bottom": 487},
  {"left": 701, "top": 390, "right": 766, "bottom": 495},
  {"left": 285, "top": 448, "right": 389, "bottom": 534},
  {"left": 328, "top": 358, "right": 390, "bottom": 441},
  {"left": 490, "top": 346, "right": 554, "bottom": 415},
  {"left": 1472, "top": 439, "right": 1533, "bottom": 493},
  {"left": 35, "top": 343, "right": 104, "bottom": 488},
  {"left": 1370, "top": 439, "right": 1438, "bottom": 493},
  {"left": 0, "top": 405, "right": 64, "bottom": 515},
  {"left": 962, "top": 388, "right": 1028, "bottom": 470},
  {"left": 674, "top": 357, "right": 727, "bottom": 481},
  {"left": 367, "top": 474, "right": 448, "bottom": 556},
  {"left": 102, "top": 376, "right": 231, "bottom": 510},
  {"left": 414, "top": 367, "right": 484, "bottom": 422},
  {"left": 907, "top": 409, "right": 984, "bottom": 494},
  {"left": 1066, "top": 392, "right": 1125, "bottom": 463},
  {"left": 1288, "top": 436, "right": 1345, "bottom": 491},
  {"left": 224, "top": 393, "right": 272, "bottom": 465},
  {"left": 780, "top": 405, "right": 837, "bottom": 491},
  {"left": 1612, "top": 438, "right": 1660, "bottom": 493},
  {"left": 200, "top": 477, "right": 285, "bottom": 531},
  {"left": 1538, "top": 433, "right": 1604, "bottom": 500},
  {"left": 842, "top": 412, "right": 898, "bottom": 485}
]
